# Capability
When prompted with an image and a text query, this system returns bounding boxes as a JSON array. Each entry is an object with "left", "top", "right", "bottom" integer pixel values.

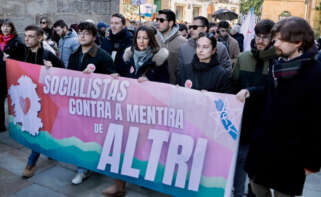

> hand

[
  {"left": 110, "top": 73, "right": 119, "bottom": 79},
  {"left": 44, "top": 60, "right": 53, "bottom": 69},
  {"left": 3, "top": 53, "right": 9, "bottom": 61},
  {"left": 83, "top": 64, "right": 96, "bottom": 74},
  {"left": 138, "top": 76, "right": 148, "bottom": 83},
  {"left": 236, "top": 89, "right": 250, "bottom": 103}
]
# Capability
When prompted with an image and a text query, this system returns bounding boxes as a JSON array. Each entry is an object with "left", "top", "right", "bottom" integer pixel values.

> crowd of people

[{"left": 0, "top": 8, "right": 321, "bottom": 197}]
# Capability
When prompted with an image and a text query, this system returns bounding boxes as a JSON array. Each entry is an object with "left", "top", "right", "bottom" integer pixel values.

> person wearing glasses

[
  {"left": 39, "top": 16, "right": 58, "bottom": 55},
  {"left": 155, "top": 9, "right": 186, "bottom": 84},
  {"left": 177, "top": 32, "right": 232, "bottom": 93},
  {"left": 177, "top": 16, "right": 232, "bottom": 80},
  {"left": 236, "top": 16, "right": 321, "bottom": 197},
  {"left": 218, "top": 21, "right": 240, "bottom": 69},
  {"left": 68, "top": 22, "right": 116, "bottom": 185},
  {"left": 232, "top": 19, "right": 276, "bottom": 197}
]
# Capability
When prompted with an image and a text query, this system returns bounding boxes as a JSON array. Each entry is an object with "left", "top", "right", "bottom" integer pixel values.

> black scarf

[
  {"left": 192, "top": 54, "right": 220, "bottom": 72},
  {"left": 251, "top": 39, "right": 277, "bottom": 74},
  {"left": 272, "top": 46, "right": 318, "bottom": 85}
]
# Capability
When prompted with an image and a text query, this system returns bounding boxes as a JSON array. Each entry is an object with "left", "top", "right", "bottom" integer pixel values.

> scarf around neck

[
  {"left": 157, "top": 24, "right": 179, "bottom": 44},
  {"left": 192, "top": 54, "right": 219, "bottom": 72},
  {"left": 0, "top": 34, "right": 14, "bottom": 51},
  {"left": 133, "top": 47, "right": 153, "bottom": 74},
  {"left": 272, "top": 48, "right": 317, "bottom": 86}
]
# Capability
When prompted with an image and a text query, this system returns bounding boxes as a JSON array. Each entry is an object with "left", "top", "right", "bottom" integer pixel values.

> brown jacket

[
  {"left": 156, "top": 25, "right": 187, "bottom": 84},
  {"left": 224, "top": 35, "right": 240, "bottom": 68}
]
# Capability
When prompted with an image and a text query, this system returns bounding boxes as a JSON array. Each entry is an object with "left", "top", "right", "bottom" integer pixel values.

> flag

[{"left": 240, "top": 8, "right": 256, "bottom": 51}]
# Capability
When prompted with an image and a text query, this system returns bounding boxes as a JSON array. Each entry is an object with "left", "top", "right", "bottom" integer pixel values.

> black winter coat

[
  {"left": 101, "top": 28, "right": 133, "bottom": 76},
  {"left": 2, "top": 36, "right": 26, "bottom": 61},
  {"left": 245, "top": 50, "right": 321, "bottom": 195},
  {"left": 178, "top": 55, "right": 233, "bottom": 93},
  {"left": 24, "top": 46, "right": 64, "bottom": 68},
  {"left": 68, "top": 44, "right": 115, "bottom": 74},
  {"left": 122, "top": 47, "right": 169, "bottom": 83}
]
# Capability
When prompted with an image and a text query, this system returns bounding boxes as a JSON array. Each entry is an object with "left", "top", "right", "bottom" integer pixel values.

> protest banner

[{"left": 6, "top": 59, "right": 244, "bottom": 197}]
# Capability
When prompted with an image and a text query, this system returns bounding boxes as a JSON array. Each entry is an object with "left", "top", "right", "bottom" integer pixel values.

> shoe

[
  {"left": 22, "top": 164, "right": 36, "bottom": 178},
  {"left": 102, "top": 183, "right": 127, "bottom": 197},
  {"left": 71, "top": 172, "right": 89, "bottom": 185}
]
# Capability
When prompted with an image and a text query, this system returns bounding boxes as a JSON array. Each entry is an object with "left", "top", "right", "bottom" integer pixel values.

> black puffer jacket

[
  {"left": 2, "top": 36, "right": 26, "bottom": 61},
  {"left": 122, "top": 47, "right": 169, "bottom": 83},
  {"left": 178, "top": 55, "right": 233, "bottom": 93}
]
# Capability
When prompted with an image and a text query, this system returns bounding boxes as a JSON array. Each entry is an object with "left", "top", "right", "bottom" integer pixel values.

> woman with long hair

[
  {"left": 101, "top": 25, "right": 169, "bottom": 197},
  {"left": 0, "top": 19, "right": 26, "bottom": 61}
]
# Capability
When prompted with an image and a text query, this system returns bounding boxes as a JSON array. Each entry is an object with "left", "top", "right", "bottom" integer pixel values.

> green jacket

[{"left": 232, "top": 46, "right": 277, "bottom": 144}]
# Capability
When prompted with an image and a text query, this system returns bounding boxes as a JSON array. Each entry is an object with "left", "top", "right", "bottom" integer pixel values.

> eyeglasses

[
  {"left": 78, "top": 31, "right": 91, "bottom": 37},
  {"left": 255, "top": 34, "right": 270, "bottom": 42},
  {"left": 40, "top": 21, "right": 47, "bottom": 24},
  {"left": 189, "top": 25, "right": 205, "bottom": 30},
  {"left": 156, "top": 18, "right": 167, "bottom": 23}
]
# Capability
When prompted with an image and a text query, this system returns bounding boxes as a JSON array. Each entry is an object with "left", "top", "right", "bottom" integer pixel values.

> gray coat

[
  {"left": 58, "top": 29, "right": 79, "bottom": 68},
  {"left": 177, "top": 38, "right": 232, "bottom": 78}
]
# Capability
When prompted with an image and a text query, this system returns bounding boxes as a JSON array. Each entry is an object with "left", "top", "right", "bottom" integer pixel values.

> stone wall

[{"left": 0, "top": 0, "right": 120, "bottom": 34}]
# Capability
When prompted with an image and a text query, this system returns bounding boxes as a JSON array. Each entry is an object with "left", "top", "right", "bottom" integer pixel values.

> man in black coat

[
  {"left": 22, "top": 25, "right": 65, "bottom": 179},
  {"left": 237, "top": 17, "right": 321, "bottom": 197},
  {"left": 67, "top": 22, "right": 116, "bottom": 185},
  {"left": 101, "top": 13, "right": 133, "bottom": 77},
  {"left": 0, "top": 50, "right": 6, "bottom": 132}
]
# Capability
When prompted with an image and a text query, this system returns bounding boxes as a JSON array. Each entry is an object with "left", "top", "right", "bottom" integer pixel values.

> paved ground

[{"left": 1, "top": 99, "right": 320, "bottom": 197}]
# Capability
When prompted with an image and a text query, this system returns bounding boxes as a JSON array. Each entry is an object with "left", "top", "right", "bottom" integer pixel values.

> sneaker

[
  {"left": 22, "top": 164, "right": 36, "bottom": 178},
  {"left": 71, "top": 172, "right": 89, "bottom": 185}
]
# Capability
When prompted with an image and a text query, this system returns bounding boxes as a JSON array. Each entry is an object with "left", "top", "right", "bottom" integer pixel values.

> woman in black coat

[
  {"left": 0, "top": 19, "right": 26, "bottom": 61},
  {"left": 178, "top": 32, "right": 232, "bottom": 93},
  {"left": 102, "top": 25, "right": 169, "bottom": 197},
  {"left": 122, "top": 25, "right": 169, "bottom": 83}
]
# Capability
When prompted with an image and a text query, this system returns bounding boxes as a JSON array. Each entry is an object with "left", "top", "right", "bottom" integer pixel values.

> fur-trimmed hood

[{"left": 123, "top": 47, "right": 169, "bottom": 66}]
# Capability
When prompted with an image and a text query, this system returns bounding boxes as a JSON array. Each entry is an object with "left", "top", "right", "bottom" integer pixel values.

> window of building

[
  {"left": 176, "top": 5, "right": 184, "bottom": 20},
  {"left": 193, "top": 7, "right": 200, "bottom": 18}
]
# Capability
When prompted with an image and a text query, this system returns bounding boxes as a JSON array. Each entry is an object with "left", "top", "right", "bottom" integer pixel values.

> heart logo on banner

[
  {"left": 19, "top": 97, "right": 31, "bottom": 115},
  {"left": 185, "top": 80, "right": 193, "bottom": 89}
]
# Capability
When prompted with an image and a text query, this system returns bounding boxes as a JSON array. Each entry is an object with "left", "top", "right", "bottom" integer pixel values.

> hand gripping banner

[{"left": 6, "top": 59, "right": 244, "bottom": 197}]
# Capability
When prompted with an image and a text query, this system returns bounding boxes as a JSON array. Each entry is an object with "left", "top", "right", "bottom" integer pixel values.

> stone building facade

[{"left": 0, "top": 0, "right": 120, "bottom": 34}]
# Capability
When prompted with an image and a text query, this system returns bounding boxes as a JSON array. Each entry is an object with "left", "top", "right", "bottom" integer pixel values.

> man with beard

[
  {"left": 232, "top": 19, "right": 276, "bottom": 197},
  {"left": 237, "top": 17, "right": 321, "bottom": 197},
  {"left": 155, "top": 9, "right": 186, "bottom": 84},
  {"left": 101, "top": 13, "right": 133, "bottom": 77},
  {"left": 53, "top": 20, "right": 79, "bottom": 68},
  {"left": 68, "top": 21, "right": 116, "bottom": 185}
]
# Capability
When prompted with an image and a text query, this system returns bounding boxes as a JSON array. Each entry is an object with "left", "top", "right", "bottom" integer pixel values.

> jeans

[
  {"left": 233, "top": 144, "right": 249, "bottom": 197},
  {"left": 27, "top": 151, "right": 40, "bottom": 166},
  {"left": 77, "top": 167, "right": 88, "bottom": 174}
]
